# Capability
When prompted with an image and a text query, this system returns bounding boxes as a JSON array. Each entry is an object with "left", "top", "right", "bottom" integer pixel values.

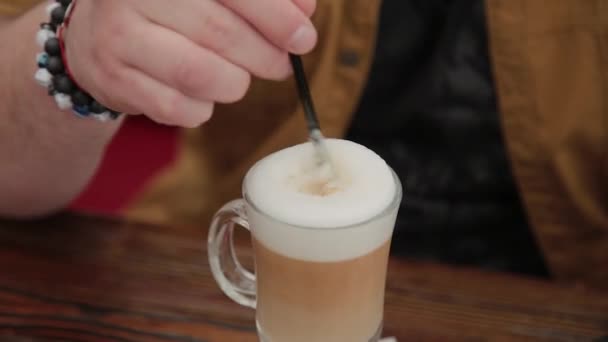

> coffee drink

[{"left": 244, "top": 139, "right": 400, "bottom": 342}]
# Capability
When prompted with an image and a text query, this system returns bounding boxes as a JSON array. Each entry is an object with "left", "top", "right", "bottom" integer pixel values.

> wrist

[
  {"left": 34, "top": 0, "right": 122, "bottom": 122},
  {"left": 3, "top": 5, "right": 123, "bottom": 138}
]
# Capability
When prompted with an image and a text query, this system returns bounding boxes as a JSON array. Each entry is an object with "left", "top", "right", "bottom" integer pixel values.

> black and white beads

[{"left": 35, "top": 0, "right": 120, "bottom": 121}]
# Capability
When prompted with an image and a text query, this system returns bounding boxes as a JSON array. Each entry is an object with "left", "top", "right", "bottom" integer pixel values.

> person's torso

[{"left": 0, "top": 0, "right": 37, "bottom": 17}]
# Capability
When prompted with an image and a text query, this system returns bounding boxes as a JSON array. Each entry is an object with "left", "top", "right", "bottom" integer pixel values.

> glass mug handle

[{"left": 207, "top": 199, "right": 257, "bottom": 308}]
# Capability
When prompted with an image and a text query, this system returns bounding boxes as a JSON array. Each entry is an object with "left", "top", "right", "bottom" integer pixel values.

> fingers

[
  {"left": 63, "top": 0, "right": 319, "bottom": 128},
  {"left": 120, "top": 19, "right": 251, "bottom": 104},
  {"left": 293, "top": 0, "right": 316, "bottom": 17},
  {"left": 218, "top": 0, "right": 318, "bottom": 54},
  {"left": 107, "top": 66, "right": 215, "bottom": 128},
  {"left": 136, "top": 0, "right": 291, "bottom": 80}
]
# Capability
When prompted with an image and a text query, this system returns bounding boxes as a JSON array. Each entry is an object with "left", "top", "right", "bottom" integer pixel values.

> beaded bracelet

[{"left": 34, "top": 0, "right": 120, "bottom": 121}]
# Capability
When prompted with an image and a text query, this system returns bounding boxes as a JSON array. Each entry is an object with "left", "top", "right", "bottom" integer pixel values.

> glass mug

[{"left": 208, "top": 146, "right": 402, "bottom": 342}]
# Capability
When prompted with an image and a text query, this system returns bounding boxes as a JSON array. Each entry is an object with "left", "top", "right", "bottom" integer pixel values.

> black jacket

[{"left": 347, "top": 0, "right": 548, "bottom": 277}]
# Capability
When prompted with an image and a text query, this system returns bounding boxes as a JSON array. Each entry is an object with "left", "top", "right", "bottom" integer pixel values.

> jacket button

[{"left": 339, "top": 49, "right": 360, "bottom": 67}]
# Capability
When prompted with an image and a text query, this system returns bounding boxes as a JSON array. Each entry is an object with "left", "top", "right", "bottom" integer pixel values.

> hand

[{"left": 63, "top": 0, "right": 317, "bottom": 127}]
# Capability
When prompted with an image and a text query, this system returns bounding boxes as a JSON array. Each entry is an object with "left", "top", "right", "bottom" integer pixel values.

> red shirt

[{"left": 70, "top": 116, "right": 179, "bottom": 216}]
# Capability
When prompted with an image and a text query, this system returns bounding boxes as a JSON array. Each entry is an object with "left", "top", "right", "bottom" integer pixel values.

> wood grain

[{"left": 0, "top": 214, "right": 606, "bottom": 341}]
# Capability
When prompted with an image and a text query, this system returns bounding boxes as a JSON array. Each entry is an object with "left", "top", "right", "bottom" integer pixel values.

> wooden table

[{"left": 0, "top": 214, "right": 606, "bottom": 341}]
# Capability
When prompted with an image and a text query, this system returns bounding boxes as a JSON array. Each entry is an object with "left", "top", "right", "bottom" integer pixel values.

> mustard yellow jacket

[{"left": 4, "top": 0, "right": 607, "bottom": 290}]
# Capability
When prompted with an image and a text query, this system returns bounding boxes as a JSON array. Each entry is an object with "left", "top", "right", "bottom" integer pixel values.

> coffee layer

[{"left": 254, "top": 237, "right": 390, "bottom": 342}]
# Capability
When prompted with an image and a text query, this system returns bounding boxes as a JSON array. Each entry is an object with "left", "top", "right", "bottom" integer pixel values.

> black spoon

[{"left": 289, "top": 53, "right": 336, "bottom": 175}]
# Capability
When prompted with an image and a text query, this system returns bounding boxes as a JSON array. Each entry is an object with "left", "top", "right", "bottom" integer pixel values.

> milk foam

[{"left": 245, "top": 139, "right": 401, "bottom": 262}]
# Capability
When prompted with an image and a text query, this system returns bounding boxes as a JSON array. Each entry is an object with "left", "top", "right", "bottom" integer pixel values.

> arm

[
  {"left": 0, "top": 5, "right": 122, "bottom": 218},
  {"left": 0, "top": 0, "right": 317, "bottom": 218}
]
